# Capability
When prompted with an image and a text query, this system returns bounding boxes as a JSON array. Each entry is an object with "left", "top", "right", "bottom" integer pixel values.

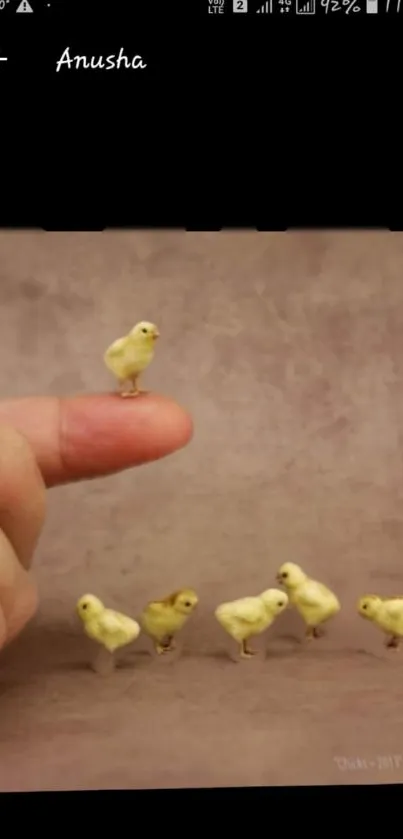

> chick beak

[{"left": 153, "top": 330, "right": 160, "bottom": 340}]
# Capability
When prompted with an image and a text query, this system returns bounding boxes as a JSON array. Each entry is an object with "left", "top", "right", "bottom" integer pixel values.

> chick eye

[
  {"left": 362, "top": 604, "right": 367, "bottom": 610},
  {"left": 277, "top": 601, "right": 284, "bottom": 607},
  {"left": 282, "top": 572, "right": 288, "bottom": 579},
  {"left": 82, "top": 603, "right": 88, "bottom": 610},
  {"left": 184, "top": 601, "right": 191, "bottom": 607},
  {"left": 142, "top": 328, "right": 148, "bottom": 334}
]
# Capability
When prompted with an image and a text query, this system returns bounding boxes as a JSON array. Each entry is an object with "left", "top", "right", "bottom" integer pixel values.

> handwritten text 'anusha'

[{"left": 55, "top": 47, "right": 147, "bottom": 73}]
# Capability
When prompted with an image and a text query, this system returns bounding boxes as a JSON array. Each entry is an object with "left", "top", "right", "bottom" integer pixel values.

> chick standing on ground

[
  {"left": 76, "top": 594, "right": 141, "bottom": 672},
  {"left": 140, "top": 589, "right": 198, "bottom": 655},
  {"left": 104, "top": 320, "right": 160, "bottom": 397},
  {"left": 276, "top": 562, "right": 340, "bottom": 641},
  {"left": 215, "top": 589, "right": 288, "bottom": 659},
  {"left": 358, "top": 594, "right": 403, "bottom": 650}
]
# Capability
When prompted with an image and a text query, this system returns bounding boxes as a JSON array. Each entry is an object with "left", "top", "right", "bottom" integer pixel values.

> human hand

[{"left": 0, "top": 392, "right": 192, "bottom": 650}]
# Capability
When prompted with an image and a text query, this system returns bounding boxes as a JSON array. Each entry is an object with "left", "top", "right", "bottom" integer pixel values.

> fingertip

[
  {"left": 0, "top": 392, "right": 194, "bottom": 487},
  {"left": 141, "top": 392, "right": 194, "bottom": 451},
  {"left": 58, "top": 391, "right": 194, "bottom": 482}
]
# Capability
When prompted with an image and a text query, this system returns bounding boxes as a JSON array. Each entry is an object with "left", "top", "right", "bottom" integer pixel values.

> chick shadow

[
  {"left": 127, "top": 642, "right": 189, "bottom": 667},
  {"left": 206, "top": 649, "right": 246, "bottom": 665},
  {"left": 203, "top": 649, "right": 237, "bottom": 663},
  {"left": 354, "top": 647, "right": 390, "bottom": 662},
  {"left": 266, "top": 633, "right": 392, "bottom": 664},
  {"left": 276, "top": 632, "right": 303, "bottom": 645},
  {"left": 202, "top": 640, "right": 273, "bottom": 665},
  {"left": 117, "top": 649, "right": 153, "bottom": 669},
  {"left": 55, "top": 660, "right": 91, "bottom": 673},
  {"left": 262, "top": 633, "right": 304, "bottom": 660}
]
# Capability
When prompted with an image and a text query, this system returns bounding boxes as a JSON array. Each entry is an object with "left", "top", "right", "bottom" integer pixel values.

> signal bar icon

[{"left": 256, "top": 0, "right": 272, "bottom": 10}]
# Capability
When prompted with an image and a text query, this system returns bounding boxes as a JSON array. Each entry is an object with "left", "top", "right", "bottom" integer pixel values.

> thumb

[{"left": 0, "top": 426, "right": 46, "bottom": 648}]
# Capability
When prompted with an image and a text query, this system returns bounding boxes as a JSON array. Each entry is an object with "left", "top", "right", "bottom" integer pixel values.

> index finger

[{"left": 0, "top": 392, "right": 193, "bottom": 487}]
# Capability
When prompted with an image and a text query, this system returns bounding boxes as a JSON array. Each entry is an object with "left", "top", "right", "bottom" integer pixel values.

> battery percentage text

[{"left": 321, "top": 0, "right": 360, "bottom": 9}]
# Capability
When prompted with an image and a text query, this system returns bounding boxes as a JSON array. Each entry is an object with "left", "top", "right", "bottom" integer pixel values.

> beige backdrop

[{"left": 1, "top": 231, "right": 403, "bottom": 790}]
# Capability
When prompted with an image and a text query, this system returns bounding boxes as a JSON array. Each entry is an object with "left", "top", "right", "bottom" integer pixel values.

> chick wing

[
  {"left": 140, "top": 602, "right": 174, "bottom": 637},
  {"left": 104, "top": 338, "right": 127, "bottom": 361},
  {"left": 383, "top": 598, "right": 403, "bottom": 619},
  {"left": 219, "top": 597, "right": 264, "bottom": 623},
  {"left": 297, "top": 580, "right": 335, "bottom": 607},
  {"left": 145, "top": 601, "right": 166, "bottom": 613},
  {"left": 99, "top": 611, "right": 127, "bottom": 634}
]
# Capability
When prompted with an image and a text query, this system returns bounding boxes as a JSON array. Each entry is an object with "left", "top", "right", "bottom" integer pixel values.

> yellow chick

[
  {"left": 140, "top": 589, "right": 198, "bottom": 655},
  {"left": 104, "top": 320, "right": 160, "bottom": 397},
  {"left": 358, "top": 594, "right": 403, "bottom": 649},
  {"left": 76, "top": 594, "right": 141, "bottom": 654},
  {"left": 276, "top": 562, "right": 340, "bottom": 641},
  {"left": 215, "top": 588, "right": 288, "bottom": 659}
]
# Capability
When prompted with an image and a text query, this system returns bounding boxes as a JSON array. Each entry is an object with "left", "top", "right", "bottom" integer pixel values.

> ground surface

[
  {"left": 1, "top": 230, "right": 403, "bottom": 790},
  {"left": 2, "top": 626, "right": 403, "bottom": 789}
]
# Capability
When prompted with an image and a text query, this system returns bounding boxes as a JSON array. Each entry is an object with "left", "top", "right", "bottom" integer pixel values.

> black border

[
  {"left": 1, "top": 0, "right": 401, "bottom": 229},
  {"left": 0, "top": 785, "right": 402, "bottom": 820}
]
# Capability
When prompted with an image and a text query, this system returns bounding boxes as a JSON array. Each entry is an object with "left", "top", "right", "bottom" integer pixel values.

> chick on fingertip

[{"left": 104, "top": 320, "right": 160, "bottom": 397}]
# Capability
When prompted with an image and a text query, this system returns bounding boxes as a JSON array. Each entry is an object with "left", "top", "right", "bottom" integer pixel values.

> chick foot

[
  {"left": 386, "top": 635, "right": 400, "bottom": 650},
  {"left": 119, "top": 378, "right": 141, "bottom": 398},
  {"left": 305, "top": 626, "right": 321, "bottom": 641},
  {"left": 240, "top": 640, "right": 257, "bottom": 659},
  {"left": 155, "top": 639, "right": 175, "bottom": 655}
]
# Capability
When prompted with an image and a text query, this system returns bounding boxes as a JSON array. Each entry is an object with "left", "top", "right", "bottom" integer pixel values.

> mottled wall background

[{"left": 1, "top": 231, "right": 403, "bottom": 790}]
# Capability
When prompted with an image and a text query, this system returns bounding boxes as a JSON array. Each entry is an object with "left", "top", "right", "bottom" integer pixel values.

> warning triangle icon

[{"left": 16, "top": 0, "right": 34, "bottom": 11}]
